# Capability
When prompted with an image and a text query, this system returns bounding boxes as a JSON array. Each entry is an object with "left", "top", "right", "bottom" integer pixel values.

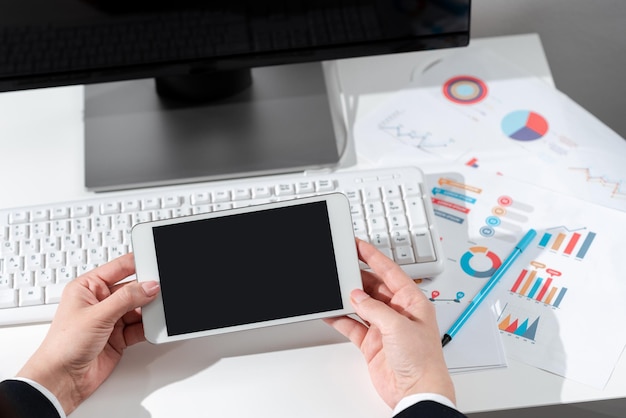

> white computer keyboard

[{"left": 0, "top": 166, "right": 443, "bottom": 326}]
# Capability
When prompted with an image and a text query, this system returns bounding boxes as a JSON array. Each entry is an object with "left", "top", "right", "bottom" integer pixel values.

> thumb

[
  {"left": 351, "top": 289, "right": 401, "bottom": 332},
  {"left": 95, "top": 281, "right": 160, "bottom": 325}
]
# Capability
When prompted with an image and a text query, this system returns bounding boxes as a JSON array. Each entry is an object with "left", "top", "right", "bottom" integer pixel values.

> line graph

[
  {"left": 379, "top": 123, "right": 454, "bottom": 149},
  {"left": 570, "top": 167, "right": 626, "bottom": 199}
]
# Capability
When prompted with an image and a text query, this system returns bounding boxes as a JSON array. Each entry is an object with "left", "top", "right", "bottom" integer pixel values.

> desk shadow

[{"left": 72, "top": 319, "right": 347, "bottom": 417}]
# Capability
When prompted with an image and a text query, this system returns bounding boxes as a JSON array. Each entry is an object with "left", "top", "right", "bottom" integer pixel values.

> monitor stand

[{"left": 84, "top": 62, "right": 346, "bottom": 192}]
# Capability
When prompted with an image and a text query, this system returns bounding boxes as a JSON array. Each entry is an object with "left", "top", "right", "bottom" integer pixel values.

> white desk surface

[{"left": 1, "top": 34, "right": 625, "bottom": 417}]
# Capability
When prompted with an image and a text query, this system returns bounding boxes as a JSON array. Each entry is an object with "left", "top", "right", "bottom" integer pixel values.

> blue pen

[{"left": 441, "top": 229, "right": 537, "bottom": 347}]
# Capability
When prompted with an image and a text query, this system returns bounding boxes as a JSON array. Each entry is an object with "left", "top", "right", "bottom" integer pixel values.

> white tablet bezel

[{"left": 132, "top": 193, "right": 362, "bottom": 344}]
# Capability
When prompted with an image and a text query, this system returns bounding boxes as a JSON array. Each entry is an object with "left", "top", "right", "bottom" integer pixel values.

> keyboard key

[
  {"left": 25, "top": 253, "right": 44, "bottom": 269},
  {"left": 45, "top": 283, "right": 65, "bottom": 304},
  {"left": 316, "top": 179, "right": 334, "bottom": 192},
  {"left": 412, "top": 231, "right": 436, "bottom": 262},
  {"left": 367, "top": 217, "right": 387, "bottom": 233},
  {"left": 47, "top": 252, "right": 66, "bottom": 268},
  {"left": 93, "top": 216, "right": 111, "bottom": 231},
  {"left": 252, "top": 186, "right": 272, "bottom": 199},
  {"left": 213, "top": 190, "right": 231, "bottom": 202},
  {"left": 276, "top": 183, "right": 295, "bottom": 196},
  {"left": 15, "top": 271, "right": 34, "bottom": 288},
  {"left": 0, "top": 273, "right": 13, "bottom": 289},
  {"left": 35, "top": 269, "right": 55, "bottom": 287},
  {"left": 9, "top": 224, "right": 29, "bottom": 240},
  {"left": 87, "top": 247, "right": 108, "bottom": 264},
  {"left": 19, "top": 239, "right": 38, "bottom": 255},
  {"left": 362, "top": 187, "right": 381, "bottom": 202},
  {"left": 402, "top": 184, "right": 421, "bottom": 198},
  {"left": 163, "top": 196, "right": 182, "bottom": 208},
  {"left": 233, "top": 188, "right": 251, "bottom": 200},
  {"left": 0, "top": 289, "right": 18, "bottom": 308},
  {"left": 191, "top": 192, "right": 211, "bottom": 205},
  {"left": 121, "top": 200, "right": 141, "bottom": 212},
  {"left": 19, "top": 287, "right": 44, "bottom": 306},
  {"left": 52, "top": 220, "right": 70, "bottom": 234},
  {"left": 370, "top": 232, "right": 390, "bottom": 248},
  {"left": 142, "top": 198, "right": 161, "bottom": 210},
  {"left": 4, "top": 256, "right": 23, "bottom": 272},
  {"left": 295, "top": 181, "right": 314, "bottom": 194},
  {"left": 394, "top": 246, "right": 416, "bottom": 265},
  {"left": 1, "top": 240, "right": 19, "bottom": 256},
  {"left": 31, "top": 209, "right": 50, "bottom": 222},
  {"left": 56, "top": 266, "right": 76, "bottom": 283},
  {"left": 51, "top": 207, "right": 70, "bottom": 220},
  {"left": 100, "top": 202, "right": 121, "bottom": 214},
  {"left": 42, "top": 237, "right": 61, "bottom": 251},
  {"left": 383, "top": 185, "right": 402, "bottom": 200},
  {"left": 365, "top": 201, "right": 384, "bottom": 217},
  {"left": 384, "top": 200, "right": 404, "bottom": 215},
  {"left": 406, "top": 198, "right": 428, "bottom": 228},
  {"left": 390, "top": 230, "right": 411, "bottom": 247},
  {"left": 71, "top": 205, "right": 91, "bottom": 218},
  {"left": 31, "top": 222, "right": 49, "bottom": 237},
  {"left": 9, "top": 211, "right": 29, "bottom": 224}
]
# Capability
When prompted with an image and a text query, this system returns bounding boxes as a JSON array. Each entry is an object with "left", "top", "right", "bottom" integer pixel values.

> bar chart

[
  {"left": 509, "top": 263, "right": 567, "bottom": 308},
  {"left": 537, "top": 228, "right": 597, "bottom": 259}
]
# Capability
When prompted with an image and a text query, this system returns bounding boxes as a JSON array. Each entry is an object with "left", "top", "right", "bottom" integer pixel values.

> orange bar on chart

[
  {"left": 544, "top": 287, "right": 558, "bottom": 305},
  {"left": 520, "top": 270, "right": 537, "bottom": 296},
  {"left": 551, "top": 233, "right": 566, "bottom": 251}
]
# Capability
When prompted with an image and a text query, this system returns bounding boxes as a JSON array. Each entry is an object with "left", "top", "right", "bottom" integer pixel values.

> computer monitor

[{"left": 0, "top": 0, "right": 471, "bottom": 191}]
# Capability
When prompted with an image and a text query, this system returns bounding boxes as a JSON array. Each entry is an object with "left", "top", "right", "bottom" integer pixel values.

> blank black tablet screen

[{"left": 152, "top": 201, "right": 344, "bottom": 336}]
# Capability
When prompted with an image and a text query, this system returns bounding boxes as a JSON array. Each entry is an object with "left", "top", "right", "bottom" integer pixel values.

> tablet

[{"left": 132, "top": 193, "right": 362, "bottom": 344}]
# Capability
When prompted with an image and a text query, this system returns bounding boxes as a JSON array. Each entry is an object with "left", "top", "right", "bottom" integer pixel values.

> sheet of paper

[
  {"left": 353, "top": 47, "right": 626, "bottom": 212},
  {"left": 438, "top": 301, "right": 507, "bottom": 373},
  {"left": 421, "top": 163, "right": 626, "bottom": 389}
]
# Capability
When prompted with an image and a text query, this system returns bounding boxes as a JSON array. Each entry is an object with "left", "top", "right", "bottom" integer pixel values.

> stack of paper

[{"left": 351, "top": 46, "right": 626, "bottom": 389}]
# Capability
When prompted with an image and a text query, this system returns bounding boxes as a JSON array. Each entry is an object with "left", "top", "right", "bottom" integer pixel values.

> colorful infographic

[
  {"left": 501, "top": 110, "right": 549, "bottom": 141},
  {"left": 498, "top": 304, "right": 540, "bottom": 342},
  {"left": 459, "top": 246, "right": 501, "bottom": 278},
  {"left": 442, "top": 75, "right": 488, "bottom": 104},
  {"left": 510, "top": 261, "right": 568, "bottom": 308},
  {"left": 537, "top": 228, "right": 597, "bottom": 259}
]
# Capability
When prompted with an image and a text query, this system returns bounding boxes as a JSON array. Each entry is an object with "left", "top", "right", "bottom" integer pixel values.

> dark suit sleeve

[
  {"left": 394, "top": 400, "right": 468, "bottom": 418},
  {"left": 0, "top": 379, "right": 61, "bottom": 418}
]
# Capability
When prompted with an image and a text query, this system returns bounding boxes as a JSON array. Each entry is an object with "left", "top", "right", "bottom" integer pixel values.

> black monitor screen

[
  {"left": 0, "top": 1, "right": 470, "bottom": 191},
  {"left": 0, "top": 0, "right": 470, "bottom": 92}
]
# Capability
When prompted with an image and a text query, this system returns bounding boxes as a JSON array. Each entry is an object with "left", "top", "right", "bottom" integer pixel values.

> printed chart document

[
  {"left": 421, "top": 164, "right": 626, "bottom": 389},
  {"left": 353, "top": 48, "right": 626, "bottom": 212},
  {"left": 350, "top": 44, "right": 626, "bottom": 388}
]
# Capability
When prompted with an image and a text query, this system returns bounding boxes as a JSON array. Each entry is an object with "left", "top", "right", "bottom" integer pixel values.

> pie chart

[{"left": 501, "top": 110, "right": 549, "bottom": 141}]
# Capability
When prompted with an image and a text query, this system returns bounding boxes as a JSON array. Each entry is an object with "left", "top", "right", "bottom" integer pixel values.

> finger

[
  {"left": 85, "top": 253, "right": 136, "bottom": 287},
  {"left": 123, "top": 321, "right": 147, "bottom": 347},
  {"left": 350, "top": 288, "right": 405, "bottom": 334},
  {"left": 356, "top": 239, "right": 417, "bottom": 294},
  {"left": 323, "top": 316, "right": 368, "bottom": 347},
  {"left": 361, "top": 270, "right": 393, "bottom": 303},
  {"left": 121, "top": 307, "right": 143, "bottom": 326},
  {"left": 94, "top": 281, "right": 160, "bottom": 326}
]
